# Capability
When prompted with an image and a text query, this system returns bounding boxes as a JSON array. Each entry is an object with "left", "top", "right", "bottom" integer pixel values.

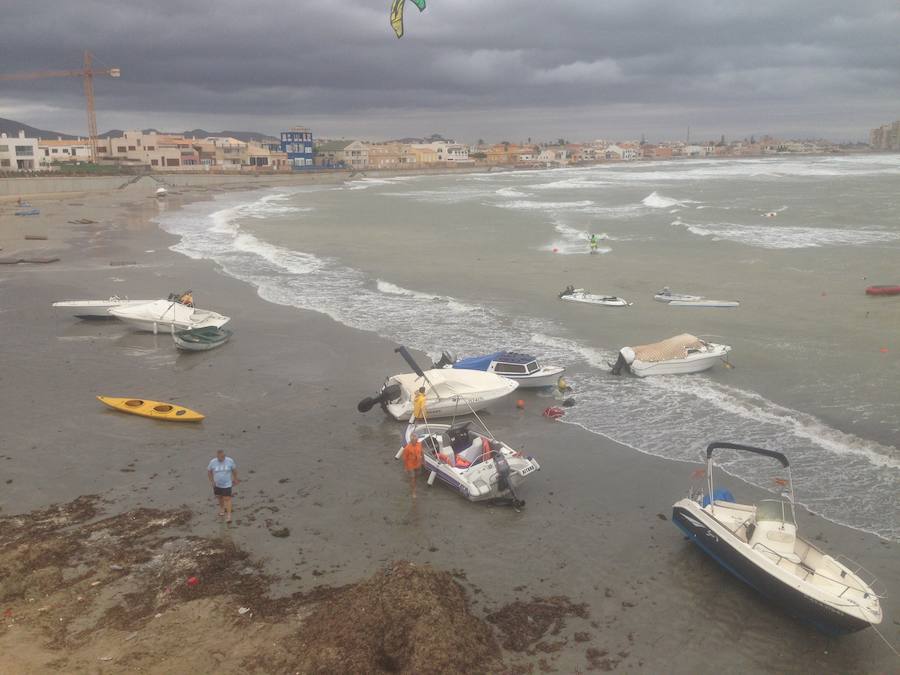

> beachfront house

[
  {"left": 315, "top": 140, "right": 368, "bottom": 169},
  {"left": 281, "top": 126, "right": 315, "bottom": 169},
  {"left": 0, "top": 131, "right": 40, "bottom": 171}
]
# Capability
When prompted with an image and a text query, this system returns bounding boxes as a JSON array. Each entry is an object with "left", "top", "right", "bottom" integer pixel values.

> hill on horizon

[{"left": 0, "top": 117, "right": 278, "bottom": 144}]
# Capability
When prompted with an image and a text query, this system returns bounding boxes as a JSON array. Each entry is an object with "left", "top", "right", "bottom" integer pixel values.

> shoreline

[{"left": 0, "top": 181, "right": 897, "bottom": 672}]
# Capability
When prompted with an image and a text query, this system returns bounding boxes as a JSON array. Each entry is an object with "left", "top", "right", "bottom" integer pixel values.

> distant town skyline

[{"left": 2, "top": 1, "right": 898, "bottom": 143}]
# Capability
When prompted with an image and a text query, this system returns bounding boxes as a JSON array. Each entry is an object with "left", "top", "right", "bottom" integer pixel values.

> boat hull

[
  {"left": 173, "top": 327, "right": 232, "bottom": 351},
  {"left": 672, "top": 503, "right": 872, "bottom": 635},
  {"left": 560, "top": 292, "right": 628, "bottom": 307},
  {"left": 865, "top": 285, "right": 900, "bottom": 296},
  {"left": 667, "top": 300, "right": 740, "bottom": 308},
  {"left": 384, "top": 385, "right": 516, "bottom": 420},
  {"left": 503, "top": 366, "right": 565, "bottom": 388},
  {"left": 52, "top": 299, "right": 154, "bottom": 319},
  {"left": 631, "top": 348, "right": 729, "bottom": 377}
]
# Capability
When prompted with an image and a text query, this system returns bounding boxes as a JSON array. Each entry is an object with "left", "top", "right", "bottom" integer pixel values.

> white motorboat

[
  {"left": 668, "top": 299, "right": 740, "bottom": 308},
  {"left": 358, "top": 347, "right": 519, "bottom": 421},
  {"left": 51, "top": 296, "right": 155, "bottom": 319},
  {"left": 434, "top": 350, "right": 565, "bottom": 389},
  {"left": 155, "top": 186, "right": 168, "bottom": 197},
  {"left": 109, "top": 299, "right": 230, "bottom": 333},
  {"left": 654, "top": 287, "right": 705, "bottom": 303},
  {"left": 559, "top": 286, "right": 629, "bottom": 307},
  {"left": 672, "top": 441, "right": 884, "bottom": 635},
  {"left": 399, "top": 420, "right": 540, "bottom": 507},
  {"left": 611, "top": 333, "right": 731, "bottom": 377}
]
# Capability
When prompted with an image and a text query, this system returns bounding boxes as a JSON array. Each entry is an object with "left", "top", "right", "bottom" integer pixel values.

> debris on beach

[
  {"left": 24, "top": 234, "right": 48, "bottom": 240},
  {"left": 0, "top": 498, "right": 512, "bottom": 674},
  {"left": 0, "top": 256, "right": 60, "bottom": 265},
  {"left": 486, "top": 595, "right": 590, "bottom": 652}
]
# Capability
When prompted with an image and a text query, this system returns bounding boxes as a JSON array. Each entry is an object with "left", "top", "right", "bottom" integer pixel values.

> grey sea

[{"left": 159, "top": 154, "right": 900, "bottom": 541}]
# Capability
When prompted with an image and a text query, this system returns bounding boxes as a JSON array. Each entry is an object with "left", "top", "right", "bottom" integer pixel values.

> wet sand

[{"left": 0, "top": 182, "right": 897, "bottom": 673}]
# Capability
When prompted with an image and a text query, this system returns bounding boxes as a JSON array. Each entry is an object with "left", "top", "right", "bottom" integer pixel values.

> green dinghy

[{"left": 173, "top": 326, "right": 233, "bottom": 351}]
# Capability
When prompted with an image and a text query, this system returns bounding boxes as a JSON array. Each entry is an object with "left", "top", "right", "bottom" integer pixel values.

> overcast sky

[{"left": 1, "top": 0, "right": 898, "bottom": 142}]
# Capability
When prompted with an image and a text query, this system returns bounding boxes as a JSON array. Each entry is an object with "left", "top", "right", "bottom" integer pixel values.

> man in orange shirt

[{"left": 402, "top": 432, "right": 423, "bottom": 498}]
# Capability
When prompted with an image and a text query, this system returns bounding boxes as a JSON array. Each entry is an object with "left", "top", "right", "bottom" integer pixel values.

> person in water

[
  {"left": 413, "top": 386, "right": 427, "bottom": 421},
  {"left": 589, "top": 234, "right": 599, "bottom": 251},
  {"left": 402, "top": 433, "right": 423, "bottom": 498}
]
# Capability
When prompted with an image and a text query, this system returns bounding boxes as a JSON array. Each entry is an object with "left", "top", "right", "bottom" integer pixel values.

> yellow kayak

[{"left": 97, "top": 396, "right": 205, "bottom": 422}]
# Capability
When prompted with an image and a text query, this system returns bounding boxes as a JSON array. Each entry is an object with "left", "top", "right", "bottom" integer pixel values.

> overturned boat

[
  {"left": 400, "top": 420, "right": 539, "bottom": 507},
  {"left": 611, "top": 333, "right": 731, "bottom": 377},
  {"left": 358, "top": 347, "right": 518, "bottom": 421},
  {"left": 109, "top": 299, "right": 230, "bottom": 333},
  {"left": 672, "top": 442, "right": 884, "bottom": 635},
  {"left": 434, "top": 350, "right": 565, "bottom": 389},
  {"left": 654, "top": 287, "right": 739, "bottom": 308}
]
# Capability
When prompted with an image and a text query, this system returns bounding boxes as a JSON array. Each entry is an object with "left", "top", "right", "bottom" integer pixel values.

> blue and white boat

[{"left": 436, "top": 351, "right": 565, "bottom": 388}]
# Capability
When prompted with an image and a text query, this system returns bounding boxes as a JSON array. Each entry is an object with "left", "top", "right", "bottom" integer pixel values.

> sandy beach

[{"left": 0, "top": 176, "right": 897, "bottom": 673}]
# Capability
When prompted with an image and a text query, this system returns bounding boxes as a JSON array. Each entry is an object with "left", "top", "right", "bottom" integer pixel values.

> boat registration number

[{"left": 520, "top": 464, "right": 536, "bottom": 476}]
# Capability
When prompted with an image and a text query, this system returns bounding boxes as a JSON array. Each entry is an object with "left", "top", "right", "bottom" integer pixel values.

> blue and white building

[{"left": 280, "top": 126, "right": 314, "bottom": 170}]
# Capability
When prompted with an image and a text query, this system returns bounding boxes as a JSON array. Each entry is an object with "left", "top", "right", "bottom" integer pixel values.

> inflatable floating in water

[{"left": 865, "top": 285, "right": 900, "bottom": 297}]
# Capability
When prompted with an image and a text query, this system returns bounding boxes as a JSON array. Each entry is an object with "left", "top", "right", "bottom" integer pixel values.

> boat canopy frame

[{"left": 705, "top": 441, "right": 795, "bottom": 523}]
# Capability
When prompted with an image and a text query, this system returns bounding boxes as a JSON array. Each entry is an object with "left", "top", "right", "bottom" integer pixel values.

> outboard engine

[
  {"left": 432, "top": 350, "right": 457, "bottom": 369},
  {"left": 491, "top": 441, "right": 524, "bottom": 509},
  {"left": 357, "top": 382, "right": 403, "bottom": 413},
  {"left": 610, "top": 347, "right": 635, "bottom": 376}
]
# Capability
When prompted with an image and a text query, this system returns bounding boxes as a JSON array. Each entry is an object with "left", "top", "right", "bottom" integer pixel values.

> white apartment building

[
  {"left": 0, "top": 131, "right": 40, "bottom": 171},
  {"left": 39, "top": 137, "right": 92, "bottom": 167}
]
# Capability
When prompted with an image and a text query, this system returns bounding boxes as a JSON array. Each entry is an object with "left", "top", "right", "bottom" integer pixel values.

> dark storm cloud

[{"left": 1, "top": 0, "right": 898, "bottom": 140}]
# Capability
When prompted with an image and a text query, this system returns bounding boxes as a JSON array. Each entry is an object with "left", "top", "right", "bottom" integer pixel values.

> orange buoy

[{"left": 516, "top": 399, "right": 525, "bottom": 409}]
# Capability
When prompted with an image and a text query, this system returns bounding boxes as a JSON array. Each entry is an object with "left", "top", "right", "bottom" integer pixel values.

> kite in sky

[{"left": 391, "top": 0, "right": 426, "bottom": 38}]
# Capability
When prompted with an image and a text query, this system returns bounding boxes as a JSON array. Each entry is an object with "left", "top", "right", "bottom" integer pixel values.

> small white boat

[
  {"left": 611, "top": 333, "right": 731, "bottom": 377},
  {"left": 668, "top": 299, "right": 740, "bottom": 308},
  {"left": 400, "top": 420, "right": 540, "bottom": 507},
  {"left": 435, "top": 350, "right": 565, "bottom": 389},
  {"left": 109, "top": 299, "right": 230, "bottom": 333},
  {"left": 673, "top": 441, "right": 883, "bottom": 634},
  {"left": 653, "top": 287, "right": 704, "bottom": 303},
  {"left": 155, "top": 186, "right": 168, "bottom": 197},
  {"left": 358, "top": 347, "right": 519, "bottom": 421},
  {"left": 51, "top": 297, "right": 156, "bottom": 319},
  {"left": 559, "top": 286, "right": 629, "bottom": 307}
]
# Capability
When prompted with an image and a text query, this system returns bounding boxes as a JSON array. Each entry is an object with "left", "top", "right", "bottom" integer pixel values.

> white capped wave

[
  {"left": 495, "top": 187, "right": 530, "bottom": 198},
  {"left": 642, "top": 191, "right": 688, "bottom": 208},
  {"left": 156, "top": 188, "right": 900, "bottom": 541},
  {"left": 496, "top": 199, "right": 595, "bottom": 211},
  {"left": 675, "top": 220, "right": 900, "bottom": 249},
  {"left": 530, "top": 178, "right": 612, "bottom": 190}
]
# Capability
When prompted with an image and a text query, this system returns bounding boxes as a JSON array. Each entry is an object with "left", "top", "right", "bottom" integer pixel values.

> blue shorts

[{"left": 213, "top": 486, "right": 232, "bottom": 497}]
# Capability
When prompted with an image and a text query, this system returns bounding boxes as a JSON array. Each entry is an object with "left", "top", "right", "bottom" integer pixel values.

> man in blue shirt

[{"left": 207, "top": 450, "right": 239, "bottom": 523}]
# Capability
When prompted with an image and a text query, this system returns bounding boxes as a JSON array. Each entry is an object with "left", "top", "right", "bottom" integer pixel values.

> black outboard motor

[
  {"left": 357, "top": 382, "right": 403, "bottom": 413},
  {"left": 491, "top": 441, "right": 524, "bottom": 509},
  {"left": 610, "top": 347, "right": 634, "bottom": 376},
  {"left": 558, "top": 284, "right": 575, "bottom": 299},
  {"left": 432, "top": 350, "right": 457, "bottom": 369}
]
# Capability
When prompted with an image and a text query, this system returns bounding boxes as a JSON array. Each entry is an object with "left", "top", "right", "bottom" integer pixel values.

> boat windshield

[
  {"left": 526, "top": 361, "right": 539, "bottom": 373},
  {"left": 494, "top": 362, "right": 528, "bottom": 374},
  {"left": 755, "top": 499, "right": 795, "bottom": 525}
]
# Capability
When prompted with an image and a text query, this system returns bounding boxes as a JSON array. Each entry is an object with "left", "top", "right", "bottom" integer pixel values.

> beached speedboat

[
  {"left": 399, "top": 420, "right": 540, "bottom": 507},
  {"left": 559, "top": 286, "right": 629, "bottom": 307},
  {"left": 434, "top": 350, "right": 565, "bottom": 389},
  {"left": 672, "top": 441, "right": 884, "bottom": 635},
  {"left": 358, "top": 347, "right": 519, "bottom": 421},
  {"left": 611, "top": 333, "right": 731, "bottom": 377},
  {"left": 109, "top": 299, "right": 230, "bottom": 333},
  {"left": 51, "top": 296, "right": 155, "bottom": 319},
  {"left": 173, "top": 326, "right": 233, "bottom": 351}
]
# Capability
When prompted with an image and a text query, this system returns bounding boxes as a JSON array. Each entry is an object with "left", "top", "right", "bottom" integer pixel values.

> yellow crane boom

[{"left": 0, "top": 50, "right": 120, "bottom": 162}]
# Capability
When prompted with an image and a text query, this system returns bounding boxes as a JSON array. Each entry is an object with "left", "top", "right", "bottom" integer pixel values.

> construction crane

[{"left": 0, "top": 50, "right": 120, "bottom": 162}]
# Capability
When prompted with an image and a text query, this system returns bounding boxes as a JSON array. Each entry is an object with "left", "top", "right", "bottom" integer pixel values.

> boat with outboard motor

[
  {"left": 358, "top": 346, "right": 519, "bottom": 421},
  {"left": 611, "top": 333, "right": 731, "bottom": 377},
  {"left": 109, "top": 299, "right": 230, "bottom": 333},
  {"left": 52, "top": 296, "right": 155, "bottom": 319},
  {"left": 433, "top": 350, "right": 565, "bottom": 389},
  {"left": 558, "top": 286, "right": 629, "bottom": 307},
  {"left": 654, "top": 287, "right": 704, "bottom": 303},
  {"left": 672, "top": 441, "right": 884, "bottom": 635},
  {"left": 399, "top": 420, "right": 539, "bottom": 507}
]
